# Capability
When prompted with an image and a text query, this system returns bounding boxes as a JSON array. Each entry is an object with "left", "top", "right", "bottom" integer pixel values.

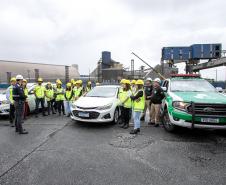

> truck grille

[
  {"left": 187, "top": 103, "right": 226, "bottom": 117},
  {"left": 72, "top": 110, "right": 100, "bottom": 119}
]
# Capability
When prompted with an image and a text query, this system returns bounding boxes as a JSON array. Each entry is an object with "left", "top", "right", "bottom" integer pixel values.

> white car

[
  {"left": 71, "top": 85, "right": 121, "bottom": 123},
  {"left": 0, "top": 89, "right": 10, "bottom": 116}
]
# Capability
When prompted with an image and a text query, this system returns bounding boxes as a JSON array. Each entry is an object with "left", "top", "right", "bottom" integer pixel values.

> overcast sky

[{"left": 0, "top": 0, "right": 226, "bottom": 80}]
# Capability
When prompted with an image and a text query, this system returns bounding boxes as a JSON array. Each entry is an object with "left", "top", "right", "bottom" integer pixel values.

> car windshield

[
  {"left": 86, "top": 86, "right": 117, "bottom": 98},
  {"left": 171, "top": 79, "right": 216, "bottom": 92}
]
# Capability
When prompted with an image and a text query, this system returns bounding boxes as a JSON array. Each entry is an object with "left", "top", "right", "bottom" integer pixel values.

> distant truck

[{"left": 160, "top": 74, "right": 226, "bottom": 132}]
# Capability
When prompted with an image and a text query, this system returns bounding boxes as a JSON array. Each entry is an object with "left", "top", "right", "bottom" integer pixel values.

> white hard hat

[
  {"left": 146, "top": 77, "right": 152, "bottom": 82},
  {"left": 154, "top": 78, "right": 161, "bottom": 83},
  {"left": 16, "top": 75, "right": 23, "bottom": 80}
]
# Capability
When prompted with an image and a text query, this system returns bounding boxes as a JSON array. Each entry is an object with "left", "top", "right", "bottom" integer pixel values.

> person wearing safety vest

[
  {"left": 45, "top": 82, "right": 56, "bottom": 115},
  {"left": 55, "top": 80, "right": 65, "bottom": 116},
  {"left": 85, "top": 81, "right": 92, "bottom": 93},
  {"left": 34, "top": 78, "right": 47, "bottom": 117},
  {"left": 6, "top": 77, "right": 16, "bottom": 126},
  {"left": 118, "top": 79, "right": 126, "bottom": 126},
  {"left": 22, "top": 79, "right": 29, "bottom": 119},
  {"left": 74, "top": 80, "right": 83, "bottom": 100},
  {"left": 129, "top": 79, "right": 145, "bottom": 134},
  {"left": 64, "top": 83, "right": 74, "bottom": 117},
  {"left": 119, "top": 80, "right": 132, "bottom": 129}
]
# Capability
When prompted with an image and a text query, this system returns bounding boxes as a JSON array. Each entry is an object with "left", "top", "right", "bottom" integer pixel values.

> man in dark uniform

[{"left": 13, "top": 75, "right": 28, "bottom": 134}]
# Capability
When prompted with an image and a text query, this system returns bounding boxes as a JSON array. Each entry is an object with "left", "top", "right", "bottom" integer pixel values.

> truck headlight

[
  {"left": 172, "top": 101, "right": 190, "bottom": 112},
  {"left": 96, "top": 103, "right": 113, "bottom": 110}
]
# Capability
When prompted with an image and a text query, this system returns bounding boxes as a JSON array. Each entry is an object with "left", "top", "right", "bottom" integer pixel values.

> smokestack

[
  {"left": 6, "top": 72, "right": 11, "bottom": 84},
  {"left": 34, "top": 69, "right": 39, "bottom": 82},
  {"left": 65, "top": 66, "right": 69, "bottom": 83}
]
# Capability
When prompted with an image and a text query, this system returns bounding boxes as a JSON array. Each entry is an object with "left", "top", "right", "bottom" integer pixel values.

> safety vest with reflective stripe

[
  {"left": 133, "top": 89, "right": 145, "bottom": 112},
  {"left": 34, "top": 85, "right": 45, "bottom": 98},
  {"left": 120, "top": 90, "right": 132, "bottom": 108},
  {"left": 65, "top": 90, "right": 73, "bottom": 101},
  {"left": 45, "top": 89, "right": 54, "bottom": 101},
  {"left": 55, "top": 87, "right": 65, "bottom": 101},
  {"left": 74, "top": 87, "right": 83, "bottom": 97},
  {"left": 9, "top": 85, "right": 14, "bottom": 104}
]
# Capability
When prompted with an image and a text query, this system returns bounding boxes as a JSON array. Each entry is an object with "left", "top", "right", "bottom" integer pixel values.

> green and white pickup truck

[{"left": 160, "top": 74, "right": 226, "bottom": 132}]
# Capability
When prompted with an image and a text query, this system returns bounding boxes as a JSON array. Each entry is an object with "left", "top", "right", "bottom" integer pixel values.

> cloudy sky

[{"left": 0, "top": 0, "right": 226, "bottom": 80}]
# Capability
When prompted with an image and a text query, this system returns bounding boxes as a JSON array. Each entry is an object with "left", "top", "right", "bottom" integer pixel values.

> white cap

[
  {"left": 146, "top": 77, "right": 152, "bottom": 82},
  {"left": 16, "top": 75, "right": 23, "bottom": 80},
  {"left": 154, "top": 78, "right": 161, "bottom": 83}
]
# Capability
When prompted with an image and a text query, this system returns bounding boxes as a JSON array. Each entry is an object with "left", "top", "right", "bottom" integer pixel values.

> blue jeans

[
  {"left": 133, "top": 111, "right": 142, "bottom": 129},
  {"left": 64, "top": 101, "right": 72, "bottom": 115}
]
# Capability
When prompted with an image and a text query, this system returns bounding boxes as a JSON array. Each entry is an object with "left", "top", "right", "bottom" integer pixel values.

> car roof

[{"left": 95, "top": 85, "right": 120, "bottom": 88}]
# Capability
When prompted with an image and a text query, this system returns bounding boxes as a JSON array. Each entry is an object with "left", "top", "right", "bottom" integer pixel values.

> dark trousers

[
  {"left": 9, "top": 104, "right": 15, "bottom": 124},
  {"left": 35, "top": 98, "right": 46, "bottom": 115},
  {"left": 56, "top": 100, "right": 65, "bottom": 115},
  {"left": 121, "top": 107, "right": 131, "bottom": 126},
  {"left": 14, "top": 101, "right": 24, "bottom": 132},
  {"left": 23, "top": 101, "right": 30, "bottom": 119},
  {"left": 47, "top": 100, "right": 55, "bottom": 114}
]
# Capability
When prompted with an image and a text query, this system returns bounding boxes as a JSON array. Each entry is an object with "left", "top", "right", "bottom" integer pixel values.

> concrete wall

[{"left": 0, "top": 60, "right": 80, "bottom": 83}]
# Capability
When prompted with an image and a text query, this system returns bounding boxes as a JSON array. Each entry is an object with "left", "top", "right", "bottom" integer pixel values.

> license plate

[
  {"left": 78, "top": 112, "right": 89, "bottom": 118},
  {"left": 201, "top": 118, "right": 219, "bottom": 123}
]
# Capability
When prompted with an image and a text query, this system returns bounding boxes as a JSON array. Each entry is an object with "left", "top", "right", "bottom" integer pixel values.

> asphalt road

[{"left": 0, "top": 115, "right": 225, "bottom": 185}]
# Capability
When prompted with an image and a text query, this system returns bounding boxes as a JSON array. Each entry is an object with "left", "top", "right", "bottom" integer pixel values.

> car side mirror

[
  {"left": 215, "top": 87, "right": 223, "bottom": 93},
  {"left": 161, "top": 87, "right": 167, "bottom": 92}
]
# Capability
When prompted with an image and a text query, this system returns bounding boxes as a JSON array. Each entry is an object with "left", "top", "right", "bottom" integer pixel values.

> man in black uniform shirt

[{"left": 13, "top": 75, "right": 28, "bottom": 134}]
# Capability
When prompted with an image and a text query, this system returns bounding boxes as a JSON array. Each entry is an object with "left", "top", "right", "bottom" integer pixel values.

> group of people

[
  {"left": 6, "top": 75, "right": 93, "bottom": 135},
  {"left": 118, "top": 78, "right": 165, "bottom": 135}
]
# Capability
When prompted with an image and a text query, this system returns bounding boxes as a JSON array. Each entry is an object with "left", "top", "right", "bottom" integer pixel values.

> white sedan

[{"left": 71, "top": 85, "right": 121, "bottom": 123}]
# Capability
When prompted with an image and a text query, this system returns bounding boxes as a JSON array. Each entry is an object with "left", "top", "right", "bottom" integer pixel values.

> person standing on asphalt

[
  {"left": 150, "top": 78, "right": 165, "bottom": 127},
  {"left": 13, "top": 75, "right": 28, "bottom": 134},
  {"left": 45, "top": 82, "right": 56, "bottom": 115},
  {"left": 140, "top": 78, "right": 153, "bottom": 124},
  {"left": 119, "top": 80, "right": 132, "bottom": 129},
  {"left": 85, "top": 81, "right": 92, "bottom": 93},
  {"left": 74, "top": 80, "right": 83, "bottom": 99},
  {"left": 64, "top": 83, "right": 74, "bottom": 117},
  {"left": 34, "top": 78, "right": 47, "bottom": 117},
  {"left": 55, "top": 80, "right": 65, "bottom": 116},
  {"left": 130, "top": 79, "right": 145, "bottom": 134},
  {"left": 6, "top": 77, "right": 16, "bottom": 127},
  {"left": 22, "top": 79, "right": 29, "bottom": 119}
]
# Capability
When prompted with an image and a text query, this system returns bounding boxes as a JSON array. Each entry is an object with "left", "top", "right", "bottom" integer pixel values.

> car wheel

[
  {"left": 113, "top": 108, "right": 119, "bottom": 124},
  {"left": 162, "top": 109, "right": 176, "bottom": 132}
]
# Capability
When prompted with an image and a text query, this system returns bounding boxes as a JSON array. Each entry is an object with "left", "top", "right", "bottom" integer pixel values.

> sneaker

[
  {"left": 154, "top": 123, "right": 159, "bottom": 127},
  {"left": 130, "top": 129, "right": 139, "bottom": 134}
]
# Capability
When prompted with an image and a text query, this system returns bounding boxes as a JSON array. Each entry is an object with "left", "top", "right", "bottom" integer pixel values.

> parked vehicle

[
  {"left": 161, "top": 74, "right": 226, "bottom": 132},
  {"left": 71, "top": 85, "right": 121, "bottom": 124}
]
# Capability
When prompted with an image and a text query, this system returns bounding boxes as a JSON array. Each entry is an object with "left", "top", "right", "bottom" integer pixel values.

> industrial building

[{"left": 0, "top": 60, "right": 80, "bottom": 84}]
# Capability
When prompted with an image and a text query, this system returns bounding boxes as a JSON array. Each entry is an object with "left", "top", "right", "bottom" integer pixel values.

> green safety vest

[
  {"left": 55, "top": 87, "right": 65, "bottom": 101},
  {"left": 120, "top": 90, "right": 132, "bottom": 108},
  {"left": 24, "top": 87, "right": 28, "bottom": 96},
  {"left": 65, "top": 90, "right": 73, "bottom": 101},
  {"left": 133, "top": 89, "right": 145, "bottom": 112},
  {"left": 45, "top": 89, "right": 54, "bottom": 101},
  {"left": 74, "top": 87, "right": 83, "bottom": 97},
  {"left": 34, "top": 85, "right": 45, "bottom": 98},
  {"left": 86, "top": 86, "right": 91, "bottom": 92}
]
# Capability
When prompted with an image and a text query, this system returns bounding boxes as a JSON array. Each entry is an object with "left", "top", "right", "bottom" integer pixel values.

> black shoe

[
  {"left": 140, "top": 117, "right": 145, "bottom": 121},
  {"left": 154, "top": 123, "right": 159, "bottom": 127},
  {"left": 15, "top": 129, "right": 19, "bottom": 132},
  {"left": 48, "top": 113, "right": 50, "bottom": 115},
  {"left": 52, "top": 112, "right": 56, "bottom": 114},
  {"left": 35, "top": 115, "right": 38, "bottom": 118},
  {"left": 137, "top": 128, "right": 140, "bottom": 132},
  {"left": 120, "top": 124, "right": 125, "bottom": 128},
  {"left": 123, "top": 124, "right": 129, "bottom": 129},
  {"left": 43, "top": 114, "right": 47, "bottom": 117},
  {"left": 130, "top": 129, "right": 139, "bottom": 134},
  {"left": 11, "top": 124, "right": 15, "bottom": 127},
  {"left": 148, "top": 121, "right": 155, "bottom": 125},
  {"left": 19, "top": 130, "right": 28, "bottom": 134},
  {"left": 63, "top": 113, "right": 66, "bottom": 115}
]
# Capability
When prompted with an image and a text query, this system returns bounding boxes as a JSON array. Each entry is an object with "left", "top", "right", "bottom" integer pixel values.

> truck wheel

[{"left": 162, "top": 109, "right": 176, "bottom": 132}]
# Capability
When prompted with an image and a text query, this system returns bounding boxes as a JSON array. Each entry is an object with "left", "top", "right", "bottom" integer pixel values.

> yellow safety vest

[
  {"left": 75, "top": 87, "right": 83, "bottom": 97},
  {"left": 9, "top": 85, "right": 14, "bottom": 104},
  {"left": 56, "top": 87, "right": 65, "bottom": 101},
  {"left": 133, "top": 89, "right": 145, "bottom": 112},
  {"left": 86, "top": 86, "right": 91, "bottom": 92},
  {"left": 45, "top": 89, "right": 54, "bottom": 101},
  {"left": 34, "top": 85, "right": 45, "bottom": 98},
  {"left": 65, "top": 90, "right": 73, "bottom": 101},
  {"left": 120, "top": 90, "right": 132, "bottom": 108}
]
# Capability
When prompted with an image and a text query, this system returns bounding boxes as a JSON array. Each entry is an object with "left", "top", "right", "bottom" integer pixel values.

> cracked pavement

[{"left": 0, "top": 115, "right": 225, "bottom": 185}]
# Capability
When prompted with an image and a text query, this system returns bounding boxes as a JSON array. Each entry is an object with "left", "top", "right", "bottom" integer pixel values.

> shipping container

[
  {"left": 162, "top": 47, "right": 191, "bottom": 60},
  {"left": 191, "top": 43, "right": 221, "bottom": 59}
]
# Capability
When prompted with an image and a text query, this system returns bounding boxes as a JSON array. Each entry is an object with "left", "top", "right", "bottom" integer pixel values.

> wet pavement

[{"left": 0, "top": 115, "right": 225, "bottom": 185}]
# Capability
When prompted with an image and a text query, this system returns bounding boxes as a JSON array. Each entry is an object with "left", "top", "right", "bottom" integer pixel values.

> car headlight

[
  {"left": 71, "top": 103, "right": 77, "bottom": 109},
  {"left": 96, "top": 103, "right": 113, "bottom": 110},
  {"left": 172, "top": 101, "right": 190, "bottom": 111}
]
